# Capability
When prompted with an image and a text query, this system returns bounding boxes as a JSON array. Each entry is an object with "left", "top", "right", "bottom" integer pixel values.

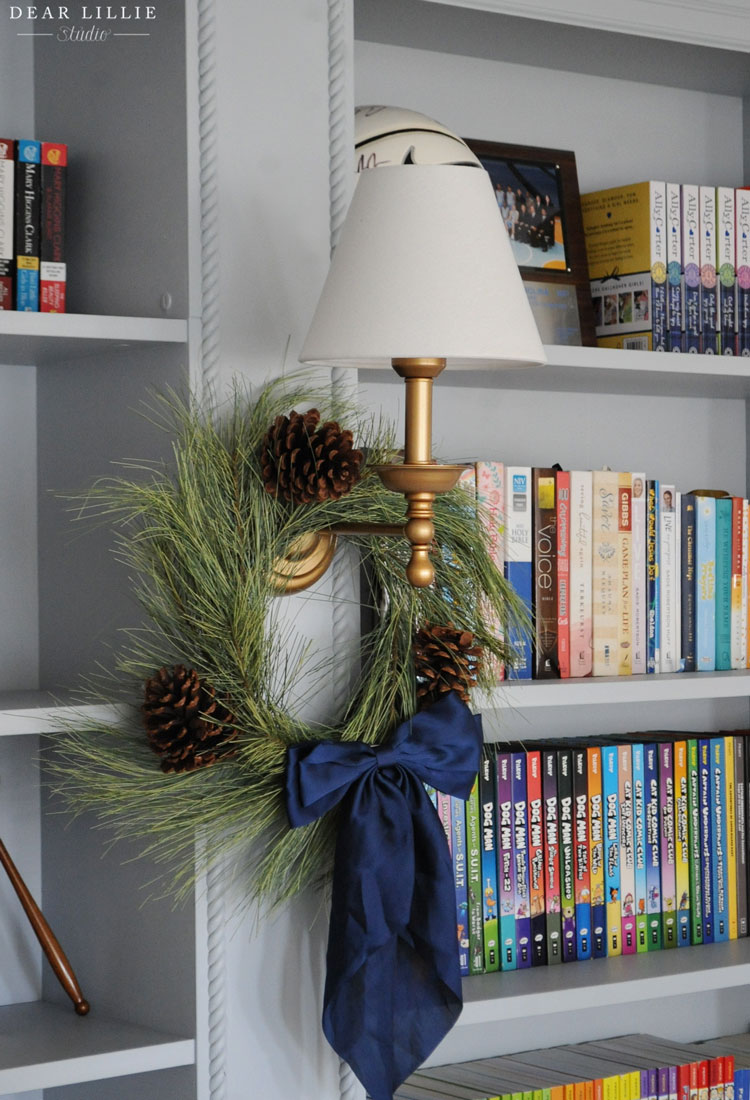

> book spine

[
  {"left": 631, "top": 741, "right": 649, "bottom": 952},
  {"left": 731, "top": 497, "right": 745, "bottom": 668},
  {"left": 666, "top": 181, "right": 683, "bottom": 351},
  {"left": 0, "top": 139, "right": 15, "bottom": 310},
  {"left": 687, "top": 739, "right": 704, "bottom": 945},
  {"left": 673, "top": 739, "right": 691, "bottom": 946},
  {"left": 647, "top": 479, "right": 661, "bottom": 672},
  {"left": 651, "top": 181, "right": 668, "bottom": 351},
  {"left": 588, "top": 744, "right": 607, "bottom": 958},
  {"left": 735, "top": 733, "right": 748, "bottom": 937},
  {"left": 532, "top": 469, "right": 559, "bottom": 678},
  {"left": 682, "top": 183, "right": 701, "bottom": 353},
  {"left": 40, "top": 142, "right": 67, "bottom": 313},
  {"left": 480, "top": 747, "right": 500, "bottom": 972},
  {"left": 743, "top": 499, "right": 749, "bottom": 668},
  {"left": 644, "top": 743, "right": 663, "bottom": 949},
  {"left": 465, "top": 773, "right": 484, "bottom": 974},
  {"left": 602, "top": 744, "right": 622, "bottom": 956},
  {"left": 570, "top": 470, "right": 593, "bottom": 677},
  {"left": 716, "top": 496, "right": 733, "bottom": 670},
  {"left": 617, "top": 743, "right": 636, "bottom": 955},
  {"left": 14, "top": 139, "right": 41, "bottom": 312},
  {"left": 735, "top": 187, "right": 750, "bottom": 357},
  {"left": 557, "top": 470, "right": 571, "bottom": 679},
  {"left": 696, "top": 496, "right": 717, "bottom": 671},
  {"left": 680, "top": 493, "right": 697, "bottom": 671},
  {"left": 573, "top": 747, "right": 592, "bottom": 960},
  {"left": 631, "top": 474, "right": 647, "bottom": 675},
  {"left": 512, "top": 751, "right": 532, "bottom": 967},
  {"left": 717, "top": 185, "right": 737, "bottom": 355},
  {"left": 711, "top": 737, "right": 729, "bottom": 941},
  {"left": 557, "top": 748, "right": 577, "bottom": 961},
  {"left": 542, "top": 748, "right": 563, "bottom": 964},
  {"left": 505, "top": 467, "right": 533, "bottom": 679},
  {"left": 660, "top": 484, "right": 678, "bottom": 672},
  {"left": 659, "top": 739, "right": 678, "bottom": 947},
  {"left": 476, "top": 461, "right": 505, "bottom": 681},
  {"left": 497, "top": 752, "right": 517, "bottom": 970},
  {"left": 450, "top": 793, "right": 470, "bottom": 976},
  {"left": 724, "top": 735, "right": 738, "bottom": 940},
  {"left": 526, "top": 749, "right": 547, "bottom": 966},
  {"left": 699, "top": 738, "right": 715, "bottom": 943},
  {"left": 700, "top": 184, "right": 719, "bottom": 353},
  {"left": 618, "top": 473, "right": 633, "bottom": 675},
  {"left": 593, "top": 469, "right": 620, "bottom": 676}
]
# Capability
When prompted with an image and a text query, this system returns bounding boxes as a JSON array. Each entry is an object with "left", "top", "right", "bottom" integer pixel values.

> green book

[
  {"left": 466, "top": 774, "right": 484, "bottom": 975},
  {"left": 686, "top": 738, "right": 704, "bottom": 945}
]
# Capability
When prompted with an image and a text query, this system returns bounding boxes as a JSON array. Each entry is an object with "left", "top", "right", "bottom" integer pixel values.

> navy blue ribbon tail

[{"left": 285, "top": 692, "right": 483, "bottom": 1100}]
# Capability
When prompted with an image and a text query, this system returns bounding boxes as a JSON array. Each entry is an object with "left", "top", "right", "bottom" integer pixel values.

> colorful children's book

[
  {"left": 451, "top": 792, "right": 470, "bottom": 975},
  {"left": 505, "top": 467, "right": 533, "bottom": 679},
  {"left": 617, "top": 472, "right": 633, "bottom": 675},
  {"left": 617, "top": 742, "right": 637, "bottom": 954},
  {"left": 557, "top": 747, "right": 577, "bottom": 962},
  {"left": 699, "top": 185, "right": 719, "bottom": 354},
  {"left": 686, "top": 738, "right": 704, "bottom": 946},
  {"left": 601, "top": 743, "right": 621, "bottom": 956},
  {"left": 569, "top": 469, "right": 593, "bottom": 678},
  {"left": 14, "top": 139, "right": 41, "bottom": 311},
  {"left": 644, "top": 743, "right": 663, "bottom": 950},
  {"left": 526, "top": 749, "right": 547, "bottom": 966},
  {"left": 465, "top": 773, "right": 484, "bottom": 974},
  {"left": 647, "top": 479, "right": 661, "bottom": 673},
  {"left": 660, "top": 484, "right": 678, "bottom": 672},
  {"left": 680, "top": 493, "right": 697, "bottom": 671},
  {"left": 631, "top": 741, "right": 649, "bottom": 952},
  {"left": 699, "top": 738, "right": 715, "bottom": 944},
  {"left": 672, "top": 738, "right": 691, "bottom": 947},
  {"left": 593, "top": 469, "right": 620, "bottom": 677},
  {"left": 709, "top": 736, "right": 729, "bottom": 942},
  {"left": 479, "top": 747, "right": 500, "bottom": 972},
  {"left": 512, "top": 750, "right": 532, "bottom": 967},
  {"left": 695, "top": 496, "right": 717, "bottom": 671},
  {"left": 724, "top": 735, "right": 738, "bottom": 940},
  {"left": 658, "top": 739, "right": 678, "bottom": 948},
  {"left": 532, "top": 469, "right": 559, "bottom": 678},
  {"left": 573, "top": 747, "right": 592, "bottom": 960},
  {"left": 496, "top": 751, "right": 517, "bottom": 970},
  {"left": 40, "top": 142, "right": 67, "bottom": 313},
  {"left": 542, "top": 747, "right": 563, "bottom": 965},
  {"left": 681, "top": 183, "right": 701, "bottom": 354},
  {"left": 735, "top": 733, "right": 748, "bottom": 937},
  {"left": 587, "top": 744, "right": 607, "bottom": 958},
  {"left": 731, "top": 498, "right": 745, "bottom": 669},
  {"left": 715, "top": 496, "right": 733, "bottom": 670},
  {"left": 717, "top": 185, "right": 737, "bottom": 355}
]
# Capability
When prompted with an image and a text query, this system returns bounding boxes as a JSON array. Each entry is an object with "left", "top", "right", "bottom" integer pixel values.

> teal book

[
  {"left": 715, "top": 496, "right": 733, "bottom": 670},
  {"left": 695, "top": 496, "right": 716, "bottom": 671}
]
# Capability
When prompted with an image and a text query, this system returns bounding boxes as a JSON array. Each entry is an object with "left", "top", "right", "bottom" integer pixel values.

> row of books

[
  {"left": 0, "top": 138, "right": 67, "bottom": 313},
  {"left": 438, "top": 731, "right": 748, "bottom": 979},
  {"left": 581, "top": 180, "right": 750, "bottom": 355},
  {"left": 462, "top": 462, "right": 749, "bottom": 679},
  {"left": 395, "top": 1031, "right": 750, "bottom": 1100}
]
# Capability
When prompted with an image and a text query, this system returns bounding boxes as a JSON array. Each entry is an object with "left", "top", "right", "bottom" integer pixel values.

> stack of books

[
  {"left": 0, "top": 137, "right": 68, "bottom": 313},
  {"left": 433, "top": 730, "right": 748, "bottom": 977},
  {"left": 460, "top": 463, "right": 749, "bottom": 680},
  {"left": 393, "top": 1032, "right": 750, "bottom": 1100},
  {"left": 580, "top": 180, "right": 750, "bottom": 355}
]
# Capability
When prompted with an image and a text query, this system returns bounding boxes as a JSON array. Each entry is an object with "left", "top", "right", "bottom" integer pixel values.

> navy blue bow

[{"left": 286, "top": 691, "right": 483, "bottom": 1100}]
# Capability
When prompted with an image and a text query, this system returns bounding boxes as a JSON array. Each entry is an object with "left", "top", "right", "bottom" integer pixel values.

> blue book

[
  {"left": 644, "top": 743, "right": 662, "bottom": 950},
  {"left": 695, "top": 495, "right": 717, "bottom": 671},
  {"left": 646, "top": 480, "right": 661, "bottom": 673},
  {"left": 479, "top": 748, "right": 499, "bottom": 973},
  {"left": 450, "top": 793, "right": 470, "bottom": 975},
  {"left": 715, "top": 496, "right": 733, "bottom": 669},
  {"left": 572, "top": 747, "right": 592, "bottom": 961},
  {"left": 710, "top": 736, "right": 729, "bottom": 942},
  {"left": 699, "top": 737, "right": 715, "bottom": 944},
  {"left": 13, "top": 139, "right": 41, "bottom": 312},
  {"left": 496, "top": 751, "right": 517, "bottom": 970},
  {"left": 511, "top": 751, "right": 532, "bottom": 968},
  {"left": 504, "top": 467, "right": 533, "bottom": 678},
  {"left": 601, "top": 744, "right": 621, "bottom": 957},
  {"left": 631, "top": 742, "right": 649, "bottom": 953}
]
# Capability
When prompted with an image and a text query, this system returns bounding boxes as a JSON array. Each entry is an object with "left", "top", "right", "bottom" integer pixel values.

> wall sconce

[{"left": 284, "top": 162, "right": 546, "bottom": 590}]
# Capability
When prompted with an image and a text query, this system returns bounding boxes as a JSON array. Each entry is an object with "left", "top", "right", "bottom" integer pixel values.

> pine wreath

[{"left": 48, "top": 375, "right": 527, "bottom": 909}]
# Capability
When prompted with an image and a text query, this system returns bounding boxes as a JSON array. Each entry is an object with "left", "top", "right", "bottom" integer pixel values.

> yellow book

[
  {"left": 603, "top": 1073, "right": 620, "bottom": 1100},
  {"left": 673, "top": 739, "right": 691, "bottom": 946},
  {"left": 617, "top": 472, "right": 633, "bottom": 675},
  {"left": 725, "top": 735, "right": 738, "bottom": 938}
]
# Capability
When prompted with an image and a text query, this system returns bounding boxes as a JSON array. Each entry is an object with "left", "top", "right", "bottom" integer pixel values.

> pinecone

[
  {"left": 414, "top": 622, "right": 483, "bottom": 708},
  {"left": 260, "top": 408, "right": 363, "bottom": 504},
  {"left": 143, "top": 665, "right": 238, "bottom": 774}
]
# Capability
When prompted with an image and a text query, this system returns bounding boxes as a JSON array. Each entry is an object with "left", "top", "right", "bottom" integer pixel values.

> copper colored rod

[{"left": 0, "top": 837, "right": 90, "bottom": 1016}]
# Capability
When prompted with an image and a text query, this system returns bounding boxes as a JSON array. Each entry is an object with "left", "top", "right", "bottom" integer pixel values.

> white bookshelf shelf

[
  {"left": 0, "top": 313, "right": 188, "bottom": 366},
  {"left": 460, "top": 938, "right": 750, "bottom": 1025},
  {"left": 0, "top": 690, "right": 127, "bottom": 737},
  {"left": 477, "top": 669, "right": 750, "bottom": 710},
  {"left": 0, "top": 1001, "right": 194, "bottom": 1094}
]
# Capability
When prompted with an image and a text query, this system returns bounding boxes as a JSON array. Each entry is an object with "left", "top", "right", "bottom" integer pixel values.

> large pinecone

[
  {"left": 414, "top": 622, "right": 483, "bottom": 708},
  {"left": 260, "top": 408, "right": 363, "bottom": 504},
  {"left": 143, "top": 665, "right": 238, "bottom": 774}
]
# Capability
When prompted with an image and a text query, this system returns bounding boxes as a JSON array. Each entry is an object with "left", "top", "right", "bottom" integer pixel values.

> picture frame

[{"left": 463, "top": 138, "right": 596, "bottom": 347}]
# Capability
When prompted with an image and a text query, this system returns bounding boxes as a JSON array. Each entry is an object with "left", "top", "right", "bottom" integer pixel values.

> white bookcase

[{"left": 351, "top": 0, "right": 750, "bottom": 1076}]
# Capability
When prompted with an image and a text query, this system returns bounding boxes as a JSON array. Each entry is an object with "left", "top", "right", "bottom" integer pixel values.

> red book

[
  {"left": 0, "top": 139, "right": 14, "bottom": 309},
  {"left": 40, "top": 142, "right": 67, "bottom": 313},
  {"left": 709, "top": 1056, "right": 725, "bottom": 1100},
  {"left": 556, "top": 469, "right": 571, "bottom": 678}
]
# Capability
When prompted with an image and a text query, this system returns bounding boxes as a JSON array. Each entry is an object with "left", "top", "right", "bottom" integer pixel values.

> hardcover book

[
  {"left": 14, "top": 139, "right": 40, "bottom": 312},
  {"left": 532, "top": 468, "right": 559, "bottom": 678},
  {"left": 0, "top": 138, "right": 14, "bottom": 310},
  {"left": 695, "top": 496, "right": 717, "bottom": 671},
  {"left": 505, "top": 467, "right": 533, "bottom": 679},
  {"left": 593, "top": 469, "right": 620, "bottom": 677},
  {"left": 731, "top": 498, "right": 745, "bottom": 669},
  {"left": 40, "top": 142, "right": 67, "bottom": 313},
  {"left": 680, "top": 493, "right": 697, "bottom": 671},
  {"left": 476, "top": 461, "right": 505, "bottom": 682},
  {"left": 556, "top": 470, "right": 571, "bottom": 679},
  {"left": 646, "top": 479, "right": 661, "bottom": 673},
  {"left": 631, "top": 472, "right": 648, "bottom": 675},
  {"left": 715, "top": 496, "right": 733, "bottom": 670},
  {"left": 659, "top": 484, "right": 678, "bottom": 672},
  {"left": 569, "top": 469, "right": 593, "bottom": 678}
]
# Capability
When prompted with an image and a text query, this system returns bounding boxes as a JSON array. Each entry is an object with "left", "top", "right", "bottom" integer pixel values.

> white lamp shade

[{"left": 299, "top": 163, "right": 546, "bottom": 370}]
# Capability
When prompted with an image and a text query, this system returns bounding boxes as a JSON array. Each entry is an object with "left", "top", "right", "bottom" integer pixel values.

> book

[
  {"left": 715, "top": 496, "right": 733, "bottom": 671},
  {"left": 497, "top": 751, "right": 517, "bottom": 970},
  {"left": 479, "top": 747, "right": 500, "bottom": 972},
  {"left": 451, "top": 792, "right": 470, "bottom": 975},
  {"left": 734, "top": 733, "right": 748, "bottom": 937},
  {"left": 602, "top": 743, "right": 621, "bottom": 956},
  {"left": 680, "top": 493, "right": 697, "bottom": 671},
  {"left": 659, "top": 484, "right": 678, "bottom": 672},
  {"left": 631, "top": 741, "right": 649, "bottom": 952},
  {"left": 618, "top": 472, "right": 633, "bottom": 675},
  {"left": 672, "top": 738, "right": 691, "bottom": 946},
  {"left": 717, "top": 186, "right": 737, "bottom": 355},
  {"left": 631, "top": 473, "right": 648, "bottom": 675},
  {"left": 14, "top": 139, "right": 41, "bottom": 312},
  {"left": 644, "top": 742, "right": 663, "bottom": 949},
  {"left": 532, "top": 468, "right": 559, "bottom": 678},
  {"left": 0, "top": 138, "right": 14, "bottom": 310},
  {"left": 511, "top": 753, "right": 532, "bottom": 967},
  {"left": 695, "top": 496, "right": 717, "bottom": 671},
  {"left": 476, "top": 461, "right": 505, "bottom": 682},
  {"left": 542, "top": 747, "right": 563, "bottom": 964},
  {"left": 587, "top": 744, "right": 607, "bottom": 959},
  {"left": 646, "top": 479, "right": 661, "bottom": 673},
  {"left": 699, "top": 185, "right": 719, "bottom": 354},
  {"left": 40, "top": 142, "right": 67, "bottom": 313},
  {"left": 666, "top": 181, "right": 683, "bottom": 352},
  {"left": 569, "top": 470, "right": 593, "bottom": 678},
  {"left": 505, "top": 467, "right": 533, "bottom": 679},
  {"left": 465, "top": 772, "right": 484, "bottom": 974},
  {"left": 557, "top": 747, "right": 577, "bottom": 962},
  {"left": 658, "top": 738, "right": 678, "bottom": 948},
  {"left": 681, "top": 183, "right": 701, "bottom": 353},
  {"left": 617, "top": 742, "right": 637, "bottom": 954},
  {"left": 724, "top": 736, "right": 738, "bottom": 940},
  {"left": 686, "top": 738, "right": 704, "bottom": 945},
  {"left": 593, "top": 470, "right": 620, "bottom": 677},
  {"left": 699, "top": 737, "right": 715, "bottom": 944},
  {"left": 573, "top": 747, "right": 592, "bottom": 960},
  {"left": 731, "top": 498, "right": 745, "bottom": 669},
  {"left": 743, "top": 500, "right": 749, "bottom": 669},
  {"left": 526, "top": 749, "right": 547, "bottom": 966},
  {"left": 557, "top": 470, "right": 571, "bottom": 679},
  {"left": 581, "top": 180, "right": 668, "bottom": 351},
  {"left": 736, "top": 187, "right": 750, "bottom": 357},
  {"left": 711, "top": 737, "right": 729, "bottom": 942}
]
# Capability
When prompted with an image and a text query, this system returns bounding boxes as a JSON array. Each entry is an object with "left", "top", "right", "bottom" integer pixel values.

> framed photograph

[{"left": 463, "top": 138, "right": 596, "bottom": 347}]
